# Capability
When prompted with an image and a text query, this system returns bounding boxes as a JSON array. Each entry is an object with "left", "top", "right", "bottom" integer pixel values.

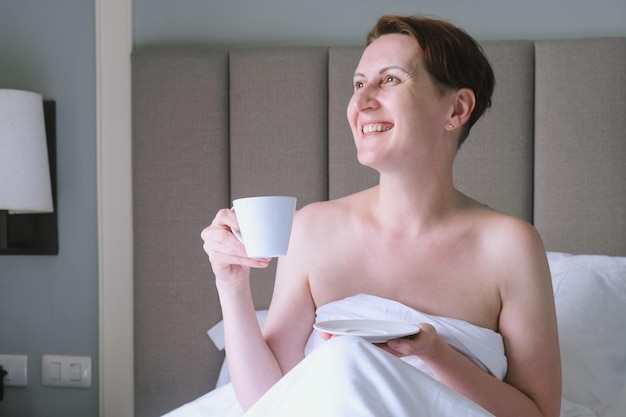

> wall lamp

[{"left": 0, "top": 89, "right": 58, "bottom": 254}]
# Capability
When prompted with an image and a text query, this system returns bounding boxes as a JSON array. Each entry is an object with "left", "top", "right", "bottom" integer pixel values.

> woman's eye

[
  {"left": 383, "top": 75, "right": 397, "bottom": 84},
  {"left": 354, "top": 81, "right": 364, "bottom": 89}
]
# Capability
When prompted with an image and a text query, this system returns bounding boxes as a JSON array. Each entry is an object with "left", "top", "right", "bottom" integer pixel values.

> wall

[
  {"left": 0, "top": 1, "right": 98, "bottom": 416},
  {"left": 134, "top": 0, "right": 626, "bottom": 47},
  {"left": 1, "top": 0, "right": 625, "bottom": 416}
]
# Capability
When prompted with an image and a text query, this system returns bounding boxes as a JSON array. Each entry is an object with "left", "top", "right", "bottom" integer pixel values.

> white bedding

[
  {"left": 244, "top": 335, "right": 495, "bottom": 417},
  {"left": 164, "top": 252, "right": 626, "bottom": 417},
  {"left": 547, "top": 252, "right": 626, "bottom": 417},
  {"left": 164, "top": 335, "right": 496, "bottom": 417},
  {"left": 166, "top": 294, "right": 506, "bottom": 417}
]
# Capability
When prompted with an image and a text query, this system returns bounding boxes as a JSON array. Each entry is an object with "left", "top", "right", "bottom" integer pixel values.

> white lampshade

[{"left": 0, "top": 89, "right": 53, "bottom": 214}]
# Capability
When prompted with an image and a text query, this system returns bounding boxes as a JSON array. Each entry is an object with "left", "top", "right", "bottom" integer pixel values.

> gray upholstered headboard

[{"left": 131, "top": 38, "right": 626, "bottom": 416}]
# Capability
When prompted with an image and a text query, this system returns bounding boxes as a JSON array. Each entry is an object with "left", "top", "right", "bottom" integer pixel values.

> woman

[{"left": 202, "top": 15, "right": 561, "bottom": 417}]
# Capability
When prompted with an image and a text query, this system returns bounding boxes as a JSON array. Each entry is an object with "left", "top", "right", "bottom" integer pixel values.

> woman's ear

[{"left": 447, "top": 88, "right": 475, "bottom": 130}]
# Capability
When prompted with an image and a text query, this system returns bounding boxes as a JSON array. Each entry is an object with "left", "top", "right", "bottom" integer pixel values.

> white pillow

[{"left": 547, "top": 252, "right": 626, "bottom": 415}]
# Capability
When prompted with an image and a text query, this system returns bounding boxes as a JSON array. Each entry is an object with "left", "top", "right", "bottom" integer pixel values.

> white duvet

[
  {"left": 244, "top": 335, "right": 496, "bottom": 417},
  {"left": 164, "top": 252, "right": 626, "bottom": 417},
  {"left": 165, "top": 294, "right": 508, "bottom": 417}
]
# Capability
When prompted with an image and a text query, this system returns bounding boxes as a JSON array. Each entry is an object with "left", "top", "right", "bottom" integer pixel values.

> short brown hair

[{"left": 367, "top": 15, "right": 495, "bottom": 147}]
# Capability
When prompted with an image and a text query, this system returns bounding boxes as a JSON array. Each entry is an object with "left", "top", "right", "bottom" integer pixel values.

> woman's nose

[{"left": 351, "top": 84, "right": 379, "bottom": 112}]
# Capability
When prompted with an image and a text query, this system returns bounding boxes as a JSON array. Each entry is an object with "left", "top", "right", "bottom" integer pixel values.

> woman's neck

[{"left": 370, "top": 165, "right": 457, "bottom": 237}]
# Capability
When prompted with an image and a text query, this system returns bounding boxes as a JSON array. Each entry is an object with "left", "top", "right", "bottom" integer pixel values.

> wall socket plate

[
  {"left": 42, "top": 355, "right": 92, "bottom": 388},
  {"left": 0, "top": 354, "right": 28, "bottom": 386}
]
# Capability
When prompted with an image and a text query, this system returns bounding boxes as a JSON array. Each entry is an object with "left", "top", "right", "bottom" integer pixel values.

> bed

[{"left": 131, "top": 38, "right": 626, "bottom": 417}]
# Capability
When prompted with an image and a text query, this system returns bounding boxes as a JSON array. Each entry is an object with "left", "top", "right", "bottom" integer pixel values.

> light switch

[
  {"left": 69, "top": 363, "right": 81, "bottom": 381},
  {"left": 50, "top": 362, "right": 61, "bottom": 380},
  {"left": 42, "top": 355, "right": 91, "bottom": 388}
]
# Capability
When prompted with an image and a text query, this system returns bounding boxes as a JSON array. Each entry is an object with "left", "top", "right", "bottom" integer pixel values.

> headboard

[{"left": 131, "top": 38, "right": 626, "bottom": 416}]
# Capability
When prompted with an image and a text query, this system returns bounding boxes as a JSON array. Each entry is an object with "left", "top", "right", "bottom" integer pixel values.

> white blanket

[
  {"left": 164, "top": 294, "right": 507, "bottom": 417},
  {"left": 244, "top": 335, "right": 495, "bottom": 417},
  {"left": 307, "top": 294, "right": 507, "bottom": 380}
]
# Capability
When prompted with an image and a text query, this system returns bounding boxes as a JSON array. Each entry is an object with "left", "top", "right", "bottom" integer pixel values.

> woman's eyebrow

[{"left": 353, "top": 65, "right": 410, "bottom": 79}]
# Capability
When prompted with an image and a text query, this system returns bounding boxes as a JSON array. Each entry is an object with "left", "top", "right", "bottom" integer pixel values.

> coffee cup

[{"left": 232, "top": 196, "right": 297, "bottom": 258}]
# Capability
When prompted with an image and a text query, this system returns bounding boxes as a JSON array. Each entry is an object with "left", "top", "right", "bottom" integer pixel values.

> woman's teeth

[{"left": 362, "top": 124, "right": 391, "bottom": 134}]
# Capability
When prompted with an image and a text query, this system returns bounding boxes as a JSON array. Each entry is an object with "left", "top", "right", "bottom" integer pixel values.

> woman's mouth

[{"left": 362, "top": 123, "right": 393, "bottom": 134}]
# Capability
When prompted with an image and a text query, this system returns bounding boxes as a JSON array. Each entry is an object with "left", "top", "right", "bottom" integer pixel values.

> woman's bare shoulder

[
  {"left": 287, "top": 189, "right": 374, "bottom": 258},
  {"left": 462, "top": 199, "right": 552, "bottom": 313},
  {"left": 480, "top": 210, "right": 544, "bottom": 260},
  {"left": 457, "top": 192, "right": 542, "bottom": 254},
  {"left": 295, "top": 188, "right": 373, "bottom": 225},
  {"left": 456, "top": 193, "right": 548, "bottom": 284}
]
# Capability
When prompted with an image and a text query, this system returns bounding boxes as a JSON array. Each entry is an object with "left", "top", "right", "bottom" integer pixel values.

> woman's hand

[
  {"left": 381, "top": 324, "right": 444, "bottom": 359},
  {"left": 201, "top": 208, "right": 271, "bottom": 286},
  {"left": 318, "top": 323, "right": 444, "bottom": 360}
]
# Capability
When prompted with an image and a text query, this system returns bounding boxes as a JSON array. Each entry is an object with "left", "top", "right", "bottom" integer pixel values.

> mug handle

[
  {"left": 232, "top": 229, "right": 244, "bottom": 243},
  {"left": 230, "top": 207, "right": 244, "bottom": 243}
]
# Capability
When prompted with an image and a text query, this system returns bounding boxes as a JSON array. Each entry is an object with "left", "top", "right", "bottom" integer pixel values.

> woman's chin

[{"left": 356, "top": 149, "right": 378, "bottom": 167}]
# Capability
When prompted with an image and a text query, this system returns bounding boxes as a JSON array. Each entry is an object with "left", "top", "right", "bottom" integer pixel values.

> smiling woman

[
  {"left": 347, "top": 33, "right": 463, "bottom": 170},
  {"left": 133, "top": 30, "right": 626, "bottom": 417},
  {"left": 197, "top": 14, "right": 561, "bottom": 417}
]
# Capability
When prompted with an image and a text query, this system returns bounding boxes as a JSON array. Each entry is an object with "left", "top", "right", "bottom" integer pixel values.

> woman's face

[{"left": 347, "top": 34, "right": 455, "bottom": 171}]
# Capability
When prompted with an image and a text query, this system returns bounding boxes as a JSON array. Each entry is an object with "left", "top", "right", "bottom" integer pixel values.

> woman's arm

[
  {"left": 494, "top": 221, "right": 561, "bottom": 417},
  {"left": 386, "top": 219, "right": 561, "bottom": 417},
  {"left": 202, "top": 208, "right": 315, "bottom": 410}
]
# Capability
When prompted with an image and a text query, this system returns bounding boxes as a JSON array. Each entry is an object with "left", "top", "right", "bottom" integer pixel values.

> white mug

[{"left": 232, "top": 196, "right": 297, "bottom": 258}]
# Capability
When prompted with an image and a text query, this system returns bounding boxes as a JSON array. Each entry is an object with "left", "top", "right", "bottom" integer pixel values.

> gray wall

[
  {"left": 134, "top": 0, "right": 626, "bottom": 47},
  {"left": 1, "top": 0, "right": 625, "bottom": 416},
  {"left": 0, "top": 1, "right": 98, "bottom": 416}
]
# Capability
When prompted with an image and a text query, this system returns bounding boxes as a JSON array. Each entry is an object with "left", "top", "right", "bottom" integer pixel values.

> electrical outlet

[{"left": 0, "top": 354, "right": 28, "bottom": 386}]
